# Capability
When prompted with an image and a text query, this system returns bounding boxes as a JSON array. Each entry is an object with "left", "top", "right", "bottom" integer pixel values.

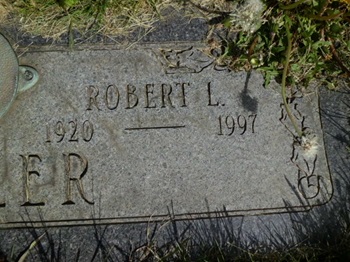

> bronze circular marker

[
  {"left": 0, "top": 33, "right": 39, "bottom": 119},
  {"left": 0, "top": 33, "right": 19, "bottom": 119}
]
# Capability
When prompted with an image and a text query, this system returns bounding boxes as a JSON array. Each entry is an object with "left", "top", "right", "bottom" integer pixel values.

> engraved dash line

[{"left": 125, "top": 125, "right": 185, "bottom": 131}]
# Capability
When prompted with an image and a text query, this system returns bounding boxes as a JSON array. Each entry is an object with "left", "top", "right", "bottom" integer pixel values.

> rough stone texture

[
  {"left": 319, "top": 87, "right": 350, "bottom": 213},
  {"left": 0, "top": 43, "right": 331, "bottom": 228}
]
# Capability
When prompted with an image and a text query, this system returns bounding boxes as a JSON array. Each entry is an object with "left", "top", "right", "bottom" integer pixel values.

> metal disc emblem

[{"left": 0, "top": 33, "right": 38, "bottom": 119}]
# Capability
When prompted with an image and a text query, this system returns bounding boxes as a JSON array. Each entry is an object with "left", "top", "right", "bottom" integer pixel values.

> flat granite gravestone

[{"left": 0, "top": 43, "right": 332, "bottom": 228}]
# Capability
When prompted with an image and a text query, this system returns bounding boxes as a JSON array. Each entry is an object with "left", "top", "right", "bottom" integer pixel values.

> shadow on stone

[{"left": 239, "top": 71, "right": 258, "bottom": 113}]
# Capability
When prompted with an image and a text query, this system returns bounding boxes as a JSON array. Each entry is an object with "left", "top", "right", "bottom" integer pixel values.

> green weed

[
  {"left": 199, "top": 0, "right": 350, "bottom": 139},
  {"left": 217, "top": 0, "right": 350, "bottom": 89}
]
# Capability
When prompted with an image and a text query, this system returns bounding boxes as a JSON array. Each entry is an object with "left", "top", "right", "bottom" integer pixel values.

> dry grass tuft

[
  {"left": 101, "top": 0, "right": 173, "bottom": 36},
  {"left": 182, "top": 0, "right": 235, "bottom": 19},
  {"left": 190, "top": 0, "right": 234, "bottom": 13},
  {"left": 0, "top": 0, "right": 13, "bottom": 23},
  {"left": 1, "top": 0, "right": 184, "bottom": 39},
  {"left": 11, "top": 0, "right": 100, "bottom": 39},
  {"left": 1, "top": 0, "right": 233, "bottom": 39}
]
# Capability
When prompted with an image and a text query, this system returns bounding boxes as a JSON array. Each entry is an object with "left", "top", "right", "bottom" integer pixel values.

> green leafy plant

[
  {"left": 210, "top": 0, "right": 350, "bottom": 143},
  {"left": 225, "top": 0, "right": 350, "bottom": 86}
]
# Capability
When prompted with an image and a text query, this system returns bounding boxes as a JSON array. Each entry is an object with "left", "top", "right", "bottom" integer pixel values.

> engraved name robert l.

[{"left": 86, "top": 82, "right": 189, "bottom": 111}]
